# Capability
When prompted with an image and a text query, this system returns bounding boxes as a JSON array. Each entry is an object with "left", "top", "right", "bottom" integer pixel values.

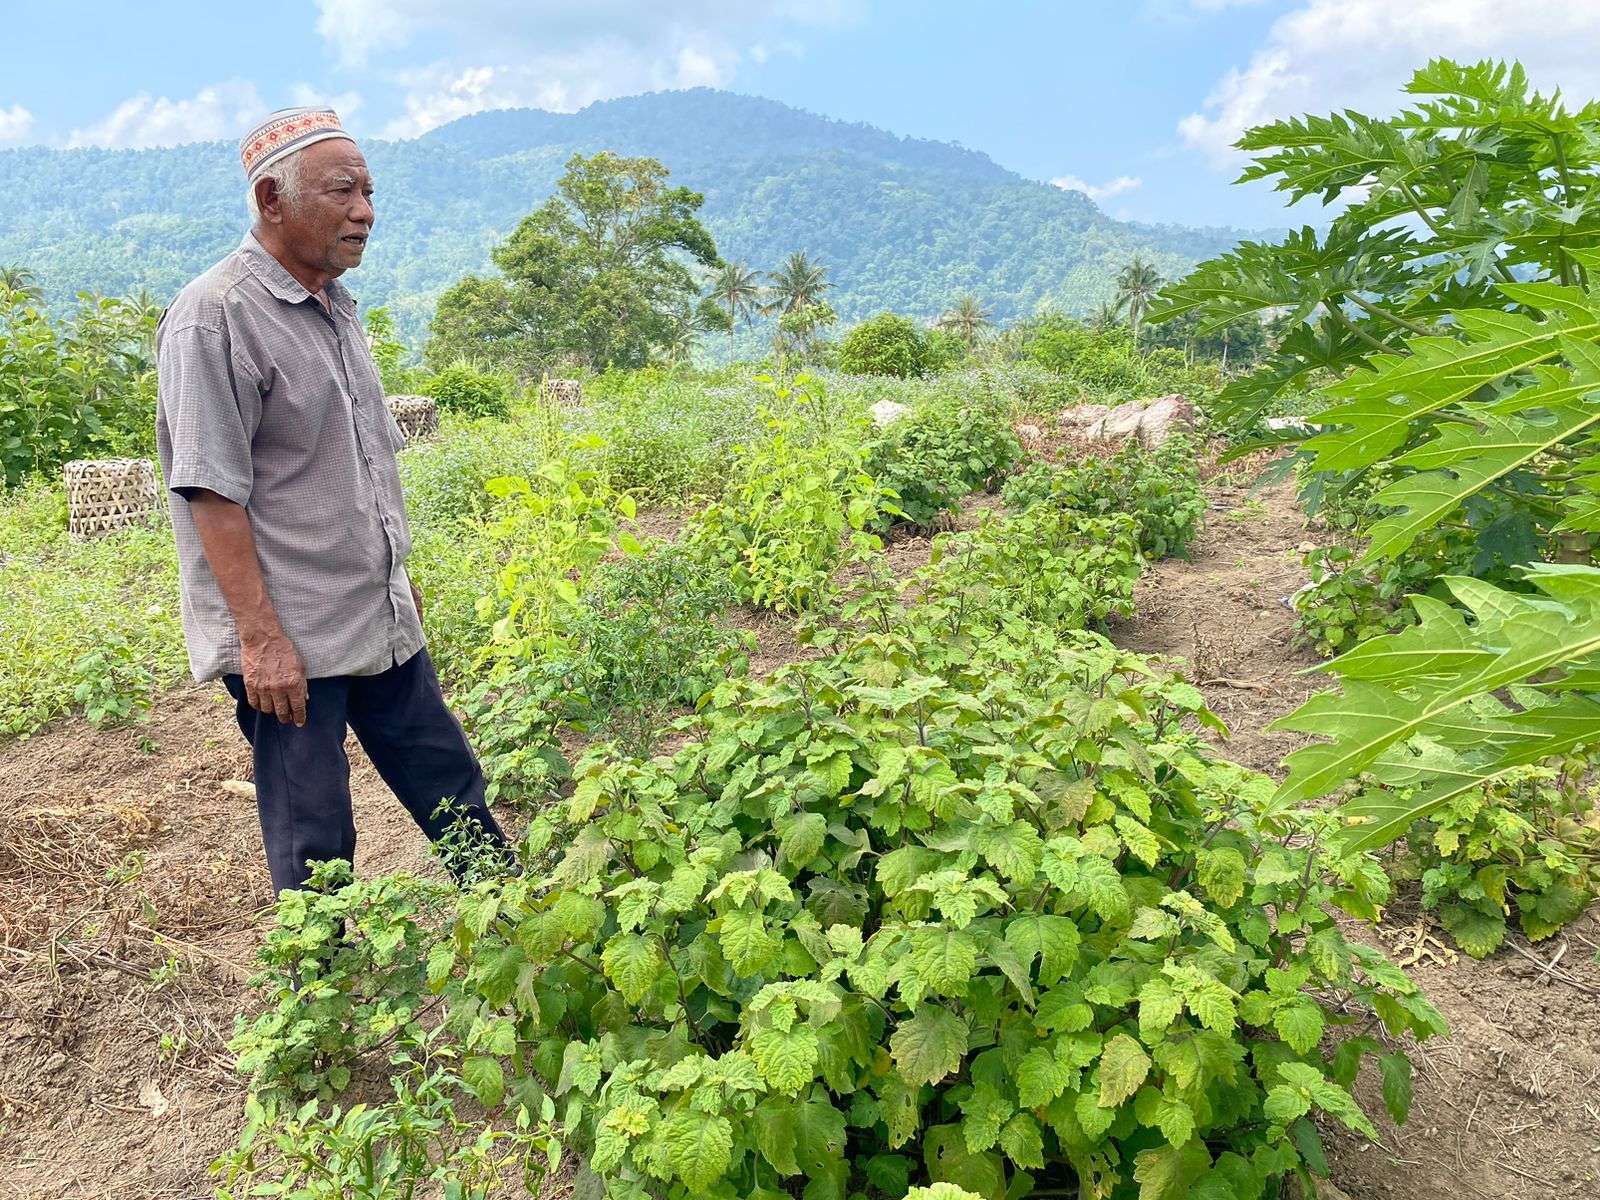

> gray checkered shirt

[{"left": 155, "top": 232, "right": 424, "bottom": 682}]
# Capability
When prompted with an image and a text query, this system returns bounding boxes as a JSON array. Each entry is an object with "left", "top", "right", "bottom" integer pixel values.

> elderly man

[{"left": 155, "top": 107, "right": 509, "bottom": 896}]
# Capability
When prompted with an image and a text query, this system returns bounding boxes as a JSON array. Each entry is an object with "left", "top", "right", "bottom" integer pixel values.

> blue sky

[{"left": 4, "top": 1, "right": 1599, "bottom": 228}]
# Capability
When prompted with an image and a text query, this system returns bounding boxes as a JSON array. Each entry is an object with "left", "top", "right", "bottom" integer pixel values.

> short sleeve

[{"left": 156, "top": 323, "right": 261, "bottom": 506}]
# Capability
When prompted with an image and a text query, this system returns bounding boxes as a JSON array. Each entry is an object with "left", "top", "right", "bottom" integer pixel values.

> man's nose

[{"left": 352, "top": 195, "right": 374, "bottom": 225}]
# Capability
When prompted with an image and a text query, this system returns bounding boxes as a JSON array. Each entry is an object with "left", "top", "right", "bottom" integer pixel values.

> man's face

[{"left": 272, "top": 138, "right": 374, "bottom": 276}]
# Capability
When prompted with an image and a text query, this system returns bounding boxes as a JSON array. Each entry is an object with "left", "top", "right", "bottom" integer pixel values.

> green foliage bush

[
  {"left": 1290, "top": 548, "right": 1415, "bottom": 658},
  {"left": 917, "top": 508, "right": 1141, "bottom": 631},
  {"left": 1013, "top": 318, "right": 1215, "bottom": 410},
  {"left": 424, "top": 361, "right": 515, "bottom": 420},
  {"left": 1003, "top": 440, "right": 1205, "bottom": 561},
  {"left": 1387, "top": 763, "right": 1600, "bottom": 959},
  {"left": 688, "top": 409, "right": 892, "bottom": 614},
  {"left": 0, "top": 480, "right": 186, "bottom": 735},
  {"left": 226, "top": 491, "right": 1444, "bottom": 1200},
  {"left": 0, "top": 289, "right": 157, "bottom": 486},
  {"left": 840, "top": 312, "right": 930, "bottom": 378},
  {"left": 864, "top": 392, "right": 1021, "bottom": 531},
  {"left": 575, "top": 372, "right": 769, "bottom": 506},
  {"left": 417, "top": 606, "right": 1435, "bottom": 1200}
]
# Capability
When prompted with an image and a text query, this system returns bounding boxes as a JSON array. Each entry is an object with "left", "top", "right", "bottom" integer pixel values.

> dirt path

[
  {"left": 1, "top": 480, "right": 1597, "bottom": 1199},
  {"left": 1111, "top": 477, "right": 1600, "bottom": 1200},
  {"left": 0, "top": 685, "right": 453, "bottom": 1198}
]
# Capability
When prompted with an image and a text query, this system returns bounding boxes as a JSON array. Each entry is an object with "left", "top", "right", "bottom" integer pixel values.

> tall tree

[
  {"left": 766, "top": 252, "right": 829, "bottom": 316},
  {"left": 1114, "top": 256, "right": 1163, "bottom": 344},
  {"left": 934, "top": 294, "right": 992, "bottom": 349},
  {"left": 428, "top": 151, "right": 720, "bottom": 372},
  {"left": 1087, "top": 301, "right": 1122, "bottom": 333},
  {"left": 709, "top": 261, "right": 765, "bottom": 354},
  {"left": 0, "top": 265, "right": 43, "bottom": 302}
]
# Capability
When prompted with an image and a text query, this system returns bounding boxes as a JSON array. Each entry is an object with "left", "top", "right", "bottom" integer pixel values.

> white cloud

[
  {"left": 1180, "top": 0, "right": 1600, "bottom": 167},
  {"left": 0, "top": 104, "right": 34, "bottom": 146},
  {"left": 1051, "top": 174, "right": 1144, "bottom": 202},
  {"left": 288, "top": 83, "right": 365, "bottom": 121},
  {"left": 315, "top": 0, "right": 862, "bottom": 137},
  {"left": 379, "top": 36, "right": 752, "bottom": 137},
  {"left": 67, "top": 80, "right": 265, "bottom": 150}
]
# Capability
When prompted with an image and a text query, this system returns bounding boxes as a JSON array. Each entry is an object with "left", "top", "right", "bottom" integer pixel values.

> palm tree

[
  {"left": 935, "top": 294, "right": 993, "bottom": 349},
  {"left": 708, "top": 261, "right": 764, "bottom": 355},
  {"left": 1087, "top": 301, "right": 1122, "bottom": 333},
  {"left": 1113, "top": 256, "right": 1163, "bottom": 345},
  {"left": 765, "top": 252, "right": 829, "bottom": 316},
  {"left": 0, "top": 265, "right": 43, "bottom": 302}
]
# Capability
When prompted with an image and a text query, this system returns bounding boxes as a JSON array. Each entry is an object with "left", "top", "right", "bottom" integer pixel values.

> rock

[
  {"left": 1015, "top": 422, "right": 1044, "bottom": 447},
  {"left": 870, "top": 400, "right": 909, "bottom": 428},
  {"left": 1266, "top": 415, "right": 1318, "bottom": 433},
  {"left": 43, "top": 1051, "right": 67, "bottom": 1072},
  {"left": 1087, "top": 399, "right": 1147, "bottom": 443},
  {"left": 221, "top": 780, "right": 256, "bottom": 800},
  {"left": 1058, "top": 403, "right": 1110, "bottom": 431},
  {"left": 1134, "top": 394, "right": 1194, "bottom": 448}
]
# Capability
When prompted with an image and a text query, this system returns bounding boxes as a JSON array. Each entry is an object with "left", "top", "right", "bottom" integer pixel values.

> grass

[
  {"left": 0, "top": 481, "right": 188, "bottom": 735},
  {"left": 0, "top": 359, "right": 1107, "bottom": 738}
]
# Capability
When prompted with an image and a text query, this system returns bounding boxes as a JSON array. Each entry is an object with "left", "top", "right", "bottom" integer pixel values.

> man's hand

[
  {"left": 242, "top": 628, "right": 308, "bottom": 726},
  {"left": 410, "top": 580, "right": 424, "bottom": 630}
]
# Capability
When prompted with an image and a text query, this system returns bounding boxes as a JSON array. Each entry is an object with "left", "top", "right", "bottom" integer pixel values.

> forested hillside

[{"left": 0, "top": 88, "right": 1248, "bottom": 346}]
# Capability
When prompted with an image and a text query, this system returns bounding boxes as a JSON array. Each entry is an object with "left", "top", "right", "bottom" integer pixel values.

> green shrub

[
  {"left": 424, "top": 361, "right": 514, "bottom": 419},
  {"left": 1387, "top": 762, "right": 1600, "bottom": 958},
  {"left": 574, "top": 375, "right": 768, "bottom": 505},
  {"left": 226, "top": 495, "right": 1444, "bottom": 1200},
  {"left": 840, "top": 313, "right": 929, "bottom": 378},
  {"left": 864, "top": 392, "right": 1021, "bottom": 531},
  {"left": 399, "top": 413, "right": 555, "bottom": 526},
  {"left": 0, "top": 290, "right": 157, "bottom": 486},
  {"left": 558, "top": 543, "right": 748, "bottom": 753},
  {"left": 1290, "top": 548, "right": 1415, "bottom": 658},
  {"left": 423, "top": 610, "right": 1440, "bottom": 1200},
  {"left": 1003, "top": 440, "right": 1205, "bottom": 561},
  {"left": 688, "top": 411, "right": 893, "bottom": 614},
  {"left": 0, "top": 480, "right": 186, "bottom": 735},
  {"left": 916, "top": 508, "right": 1142, "bottom": 631}
]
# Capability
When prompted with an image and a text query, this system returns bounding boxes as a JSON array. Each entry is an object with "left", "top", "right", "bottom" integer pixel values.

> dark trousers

[{"left": 223, "top": 648, "right": 509, "bottom": 895}]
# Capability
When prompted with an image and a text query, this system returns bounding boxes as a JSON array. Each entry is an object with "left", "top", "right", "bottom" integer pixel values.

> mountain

[{"left": 0, "top": 89, "right": 1248, "bottom": 349}]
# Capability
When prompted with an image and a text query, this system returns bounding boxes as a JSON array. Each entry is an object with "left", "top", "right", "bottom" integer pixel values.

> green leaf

[
  {"left": 1004, "top": 915, "right": 1081, "bottom": 987},
  {"left": 1097, "top": 1033, "right": 1151, "bottom": 1109},
  {"left": 750, "top": 1025, "right": 820, "bottom": 1095},
  {"left": 1114, "top": 815, "right": 1160, "bottom": 867},
  {"left": 891, "top": 1005, "right": 969, "bottom": 1087},
  {"left": 977, "top": 821, "right": 1045, "bottom": 883},
  {"left": 754, "top": 1098, "right": 801, "bottom": 1176},
  {"left": 1195, "top": 847, "right": 1246, "bottom": 908},
  {"left": 1017, "top": 1044, "right": 1071, "bottom": 1108},
  {"left": 1440, "top": 901, "right": 1506, "bottom": 958},
  {"left": 998, "top": 1112, "right": 1045, "bottom": 1169},
  {"left": 961, "top": 1085, "right": 1014, "bottom": 1153},
  {"left": 461, "top": 1054, "right": 505, "bottom": 1109},
  {"left": 721, "top": 909, "right": 781, "bottom": 976},
  {"left": 778, "top": 811, "right": 829, "bottom": 871},
  {"left": 601, "top": 933, "right": 663, "bottom": 1005},
  {"left": 1379, "top": 1051, "right": 1415, "bottom": 1125},
  {"left": 661, "top": 1111, "right": 734, "bottom": 1191},
  {"left": 1272, "top": 997, "right": 1326, "bottom": 1055},
  {"left": 1277, "top": 567, "right": 1600, "bottom": 827},
  {"left": 1137, "top": 978, "right": 1184, "bottom": 1043}
]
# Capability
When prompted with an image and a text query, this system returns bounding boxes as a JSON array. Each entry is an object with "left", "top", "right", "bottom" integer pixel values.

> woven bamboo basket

[
  {"left": 384, "top": 395, "right": 440, "bottom": 443},
  {"left": 63, "top": 458, "right": 164, "bottom": 541},
  {"left": 541, "top": 378, "right": 583, "bottom": 407}
]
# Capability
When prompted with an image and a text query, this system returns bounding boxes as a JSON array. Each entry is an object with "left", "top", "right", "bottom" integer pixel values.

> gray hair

[{"left": 246, "top": 146, "right": 307, "bottom": 222}]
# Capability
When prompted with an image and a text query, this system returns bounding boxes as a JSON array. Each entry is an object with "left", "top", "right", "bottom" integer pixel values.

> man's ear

[{"left": 253, "top": 177, "right": 283, "bottom": 224}]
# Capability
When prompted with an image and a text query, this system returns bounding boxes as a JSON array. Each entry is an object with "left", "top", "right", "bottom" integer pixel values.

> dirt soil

[
  {"left": 1, "top": 477, "right": 1597, "bottom": 1199},
  {"left": 1110, "top": 474, "right": 1600, "bottom": 1200}
]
